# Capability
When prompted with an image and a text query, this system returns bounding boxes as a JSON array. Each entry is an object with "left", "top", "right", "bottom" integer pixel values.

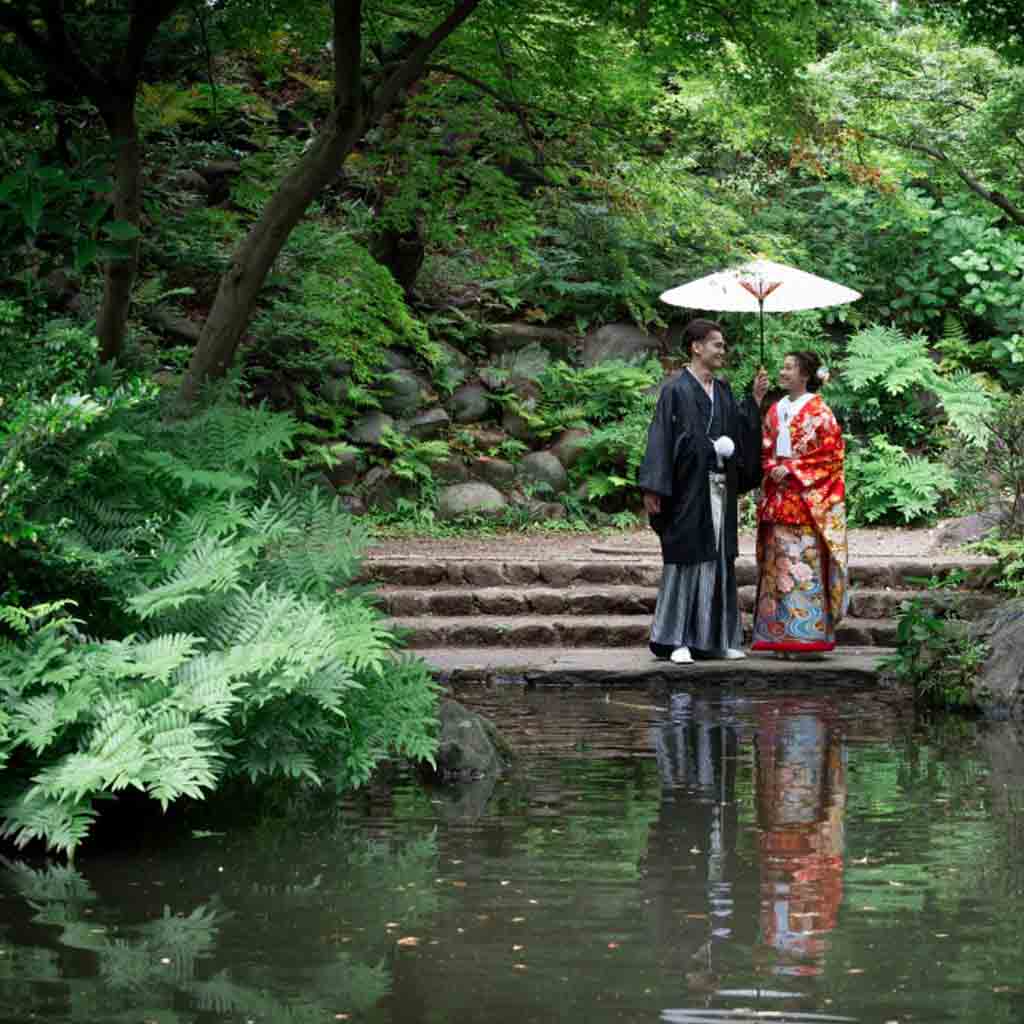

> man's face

[{"left": 694, "top": 330, "right": 727, "bottom": 369}]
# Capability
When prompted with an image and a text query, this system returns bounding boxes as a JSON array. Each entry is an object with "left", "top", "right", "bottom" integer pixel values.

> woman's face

[{"left": 779, "top": 355, "right": 809, "bottom": 392}]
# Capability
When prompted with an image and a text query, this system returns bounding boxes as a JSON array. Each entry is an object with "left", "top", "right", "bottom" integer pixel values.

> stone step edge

[
  {"left": 388, "top": 615, "right": 899, "bottom": 647},
  {"left": 375, "top": 585, "right": 997, "bottom": 619},
  {"left": 360, "top": 557, "right": 997, "bottom": 590},
  {"left": 418, "top": 646, "right": 895, "bottom": 687}
]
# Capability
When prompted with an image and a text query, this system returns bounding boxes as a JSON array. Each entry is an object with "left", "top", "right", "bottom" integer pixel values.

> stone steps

[
  {"left": 361, "top": 549, "right": 997, "bottom": 685},
  {"left": 362, "top": 555, "right": 996, "bottom": 591},
  {"left": 375, "top": 584, "right": 999, "bottom": 620},
  {"left": 387, "top": 613, "right": 901, "bottom": 648}
]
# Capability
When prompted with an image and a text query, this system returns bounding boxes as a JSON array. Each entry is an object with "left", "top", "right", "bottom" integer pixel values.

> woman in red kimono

[{"left": 752, "top": 350, "right": 848, "bottom": 656}]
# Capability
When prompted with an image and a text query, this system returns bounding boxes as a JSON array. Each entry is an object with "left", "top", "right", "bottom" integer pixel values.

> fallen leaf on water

[{"left": 397, "top": 937, "right": 419, "bottom": 947}]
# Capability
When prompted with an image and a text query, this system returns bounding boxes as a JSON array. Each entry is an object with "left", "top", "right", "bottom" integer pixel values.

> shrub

[{"left": 0, "top": 390, "right": 438, "bottom": 857}]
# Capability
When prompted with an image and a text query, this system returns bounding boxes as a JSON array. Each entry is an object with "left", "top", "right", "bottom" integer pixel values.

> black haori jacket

[{"left": 638, "top": 371, "right": 762, "bottom": 565}]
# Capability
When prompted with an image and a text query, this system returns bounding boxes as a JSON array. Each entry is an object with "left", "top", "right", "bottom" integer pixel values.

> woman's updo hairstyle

[{"left": 787, "top": 350, "right": 829, "bottom": 392}]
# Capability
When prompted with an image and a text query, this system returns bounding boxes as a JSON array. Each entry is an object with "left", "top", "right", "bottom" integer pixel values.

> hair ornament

[{"left": 816, "top": 366, "right": 831, "bottom": 384}]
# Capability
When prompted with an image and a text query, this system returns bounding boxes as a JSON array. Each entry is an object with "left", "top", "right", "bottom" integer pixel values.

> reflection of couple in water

[
  {"left": 640, "top": 319, "right": 848, "bottom": 663},
  {"left": 653, "top": 696, "right": 846, "bottom": 979}
]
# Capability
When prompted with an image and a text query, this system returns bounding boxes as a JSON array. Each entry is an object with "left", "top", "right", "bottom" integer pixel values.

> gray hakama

[{"left": 649, "top": 472, "right": 742, "bottom": 655}]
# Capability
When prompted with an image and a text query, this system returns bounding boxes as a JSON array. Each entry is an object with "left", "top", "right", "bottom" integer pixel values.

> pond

[{"left": 2, "top": 687, "right": 1023, "bottom": 1024}]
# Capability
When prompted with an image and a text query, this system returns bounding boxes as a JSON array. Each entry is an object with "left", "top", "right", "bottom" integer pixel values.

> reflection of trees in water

[
  {"left": 0, "top": 835, "right": 444, "bottom": 1023},
  {"left": 649, "top": 694, "right": 847, "bottom": 987}
]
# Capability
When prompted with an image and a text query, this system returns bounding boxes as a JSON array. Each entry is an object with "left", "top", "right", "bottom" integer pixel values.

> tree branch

[
  {"left": 121, "top": 0, "right": 187, "bottom": 85},
  {"left": 334, "top": 0, "right": 363, "bottom": 116},
  {"left": 370, "top": 0, "right": 482, "bottom": 120},
  {"left": 859, "top": 125, "right": 1024, "bottom": 227}
]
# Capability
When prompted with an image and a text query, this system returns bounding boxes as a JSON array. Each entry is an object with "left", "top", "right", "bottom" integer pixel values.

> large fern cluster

[
  {"left": 1, "top": 393, "right": 438, "bottom": 857},
  {"left": 840, "top": 324, "right": 994, "bottom": 446}
]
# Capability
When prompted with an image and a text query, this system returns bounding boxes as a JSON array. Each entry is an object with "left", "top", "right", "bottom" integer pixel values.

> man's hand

[
  {"left": 643, "top": 491, "right": 662, "bottom": 516},
  {"left": 753, "top": 368, "right": 770, "bottom": 405},
  {"left": 770, "top": 464, "right": 790, "bottom": 484}
]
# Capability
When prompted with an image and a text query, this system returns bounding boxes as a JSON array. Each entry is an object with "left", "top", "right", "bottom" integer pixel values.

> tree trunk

[
  {"left": 96, "top": 97, "right": 142, "bottom": 364},
  {"left": 177, "top": 0, "right": 483, "bottom": 408},
  {"left": 177, "top": 108, "right": 365, "bottom": 403}
]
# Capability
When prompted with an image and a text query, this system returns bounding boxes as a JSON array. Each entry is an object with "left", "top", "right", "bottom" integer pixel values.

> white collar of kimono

[{"left": 775, "top": 392, "right": 814, "bottom": 458}]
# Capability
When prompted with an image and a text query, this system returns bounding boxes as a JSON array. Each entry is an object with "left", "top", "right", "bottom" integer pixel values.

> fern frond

[
  {"left": 1, "top": 792, "right": 97, "bottom": 856},
  {"left": 129, "top": 536, "right": 249, "bottom": 619},
  {"left": 933, "top": 370, "right": 993, "bottom": 446},
  {"left": 841, "top": 324, "right": 933, "bottom": 394}
]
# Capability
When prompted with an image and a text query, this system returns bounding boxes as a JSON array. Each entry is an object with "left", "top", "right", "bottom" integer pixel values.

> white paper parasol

[{"left": 660, "top": 259, "right": 862, "bottom": 364}]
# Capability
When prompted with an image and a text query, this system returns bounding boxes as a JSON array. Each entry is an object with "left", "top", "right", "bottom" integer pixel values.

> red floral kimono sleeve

[{"left": 760, "top": 397, "right": 845, "bottom": 526}]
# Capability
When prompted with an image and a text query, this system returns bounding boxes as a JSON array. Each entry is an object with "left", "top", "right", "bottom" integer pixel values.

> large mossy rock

[
  {"left": 518, "top": 450, "right": 568, "bottom": 495},
  {"left": 348, "top": 411, "right": 394, "bottom": 446},
  {"left": 487, "top": 322, "right": 576, "bottom": 360},
  {"left": 970, "top": 598, "right": 1024, "bottom": 718},
  {"left": 425, "top": 698, "right": 513, "bottom": 782},
  {"left": 437, "top": 482, "right": 508, "bottom": 520},
  {"left": 363, "top": 466, "right": 418, "bottom": 512},
  {"left": 581, "top": 323, "right": 660, "bottom": 368},
  {"left": 379, "top": 369, "right": 430, "bottom": 416},
  {"left": 450, "top": 383, "right": 491, "bottom": 424},
  {"left": 405, "top": 406, "right": 450, "bottom": 440}
]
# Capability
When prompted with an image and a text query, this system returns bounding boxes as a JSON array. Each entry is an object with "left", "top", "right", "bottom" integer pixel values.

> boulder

[
  {"left": 508, "top": 342, "right": 551, "bottom": 386},
  {"left": 382, "top": 347, "right": 415, "bottom": 371},
  {"left": 934, "top": 504, "right": 1008, "bottom": 549},
  {"left": 518, "top": 450, "right": 569, "bottom": 495},
  {"left": 437, "top": 482, "right": 508, "bottom": 521},
  {"left": 379, "top": 369, "right": 429, "bottom": 416},
  {"left": 432, "top": 457, "right": 471, "bottom": 484},
  {"left": 363, "top": 465, "right": 418, "bottom": 512},
  {"left": 405, "top": 406, "right": 450, "bottom": 441},
  {"left": 581, "top": 323, "right": 660, "bottom": 368},
  {"left": 348, "top": 411, "right": 395, "bottom": 447},
  {"left": 487, "top": 322, "right": 577, "bottom": 360},
  {"left": 324, "top": 443, "right": 362, "bottom": 487},
  {"left": 435, "top": 339, "right": 473, "bottom": 372},
  {"left": 969, "top": 599, "right": 1024, "bottom": 718},
  {"left": 472, "top": 456, "right": 517, "bottom": 488},
  {"left": 551, "top": 427, "right": 591, "bottom": 470},
  {"left": 502, "top": 404, "right": 539, "bottom": 443},
  {"left": 425, "top": 698, "right": 512, "bottom": 782},
  {"left": 450, "top": 383, "right": 491, "bottom": 424},
  {"left": 326, "top": 358, "right": 353, "bottom": 378}
]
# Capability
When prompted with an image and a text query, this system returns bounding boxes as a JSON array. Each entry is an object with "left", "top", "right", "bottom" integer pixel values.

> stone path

[{"left": 362, "top": 528, "right": 997, "bottom": 688}]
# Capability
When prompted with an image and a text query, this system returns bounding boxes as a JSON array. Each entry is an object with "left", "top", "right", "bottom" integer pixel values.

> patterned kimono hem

[{"left": 751, "top": 522, "right": 839, "bottom": 654}]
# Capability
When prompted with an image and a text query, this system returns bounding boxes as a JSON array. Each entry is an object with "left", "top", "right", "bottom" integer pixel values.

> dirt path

[{"left": 367, "top": 524, "right": 975, "bottom": 561}]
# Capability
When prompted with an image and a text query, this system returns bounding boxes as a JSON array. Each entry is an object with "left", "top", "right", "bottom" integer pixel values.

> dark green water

[{"left": 2, "top": 688, "right": 1023, "bottom": 1024}]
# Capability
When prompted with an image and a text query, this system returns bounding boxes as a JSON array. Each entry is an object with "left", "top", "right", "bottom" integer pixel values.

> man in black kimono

[{"left": 639, "top": 319, "right": 768, "bottom": 664}]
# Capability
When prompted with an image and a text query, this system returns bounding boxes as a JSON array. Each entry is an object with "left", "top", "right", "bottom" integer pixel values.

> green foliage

[
  {"left": 880, "top": 599, "right": 987, "bottom": 710},
  {"left": 250, "top": 224, "right": 433, "bottom": 385},
  {"left": 839, "top": 323, "right": 993, "bottom": 446},
  {"left": 844, "top": 435, "right": 957, "bottom": 524},
  {"left": 0, "top": 391, "right": 438, "bottom": 856}
]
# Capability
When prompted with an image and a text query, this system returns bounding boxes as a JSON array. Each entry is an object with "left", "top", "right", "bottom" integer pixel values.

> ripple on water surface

[{"left": 1, "top": 691, "right": 1023, "bottom": 1024}]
